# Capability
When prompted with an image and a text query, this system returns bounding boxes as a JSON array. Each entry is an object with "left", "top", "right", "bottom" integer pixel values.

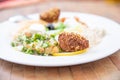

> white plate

[{"left": 0, "top": 12, "right": 120, "bottom": 67}]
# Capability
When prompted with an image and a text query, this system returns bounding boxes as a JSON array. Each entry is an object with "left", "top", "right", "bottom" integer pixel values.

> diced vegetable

[
  {"left": 11, "top": 42, "right": 16, "bottom": 47},
  {"left": 55, "top": 22, "right": 66, "bottom": 30},
  {"left": 25, "top": 38, "right": 32, "bottom": 44},
  {"left": 33, "top": 33, "right": 46, "bottom": 41},
  {"left": 12, "top": 31, "right": 60, "bottom": 55},
  {"left": 21, "top": 47, "right": 34, "bottom": 54}
]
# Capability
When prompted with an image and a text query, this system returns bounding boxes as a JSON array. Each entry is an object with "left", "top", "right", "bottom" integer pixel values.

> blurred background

[
  {"left": 0, "top": 0, "right": 120, "bottom": 9},
  {"left": 0, "top": 0, "right": 120, "bottom": 22}
]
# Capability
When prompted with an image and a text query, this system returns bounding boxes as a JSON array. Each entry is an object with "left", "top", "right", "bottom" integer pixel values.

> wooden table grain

[{"left": 0, "top": 1, "right": 120, "bottom": 80}]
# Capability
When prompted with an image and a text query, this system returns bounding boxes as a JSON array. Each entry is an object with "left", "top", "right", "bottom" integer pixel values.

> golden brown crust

[
  {"left": 40, "top": 7, "right": 60, "bottom": 23},
  {"left": 58, "top": 32, "right": 89, "bottom": 52}
]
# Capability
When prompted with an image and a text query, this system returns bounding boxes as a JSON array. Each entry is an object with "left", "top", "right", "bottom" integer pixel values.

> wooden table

[{"left": 0, "top": 1, "right": 120, "bottom": 80}]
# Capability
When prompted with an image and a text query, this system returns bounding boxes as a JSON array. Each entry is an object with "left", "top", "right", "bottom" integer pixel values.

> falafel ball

[
  {"left": 58, "top": 32, "right": 89, "bottom": 52},
  {"left": 40, "top": 7, "right": 60, "bottom": 23}
]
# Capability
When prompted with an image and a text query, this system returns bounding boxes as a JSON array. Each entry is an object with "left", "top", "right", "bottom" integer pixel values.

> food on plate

[
  {"left": 58, "top": 32, "right": 89, "bottom": 52},
  {"left": 11, "top": 7, "right": 105, "bottom": 56},
  {"left": 40, "top": 7, "right": 60, "bottom": 23}
]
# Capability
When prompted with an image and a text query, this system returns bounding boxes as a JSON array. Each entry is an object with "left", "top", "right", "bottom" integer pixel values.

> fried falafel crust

[
  {"left": 40, "top": 7, "right": 60, "bottom": 23},
  {"left": 58, "top": 32, "right": 89, "bottom": 52}
]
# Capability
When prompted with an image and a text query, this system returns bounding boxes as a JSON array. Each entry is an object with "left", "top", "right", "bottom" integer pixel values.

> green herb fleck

[
  {"left": 11, "top": 42, "right": 16, "bottom": 47},
  {"left": 55, "top": 22, "right": 66, "bottom": 30},
  {"left": 33, "top": 33, "right": 46, "bottom": 41},
  {"left": 21, "top": 47, "right": 34, "bottom": 54}
]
